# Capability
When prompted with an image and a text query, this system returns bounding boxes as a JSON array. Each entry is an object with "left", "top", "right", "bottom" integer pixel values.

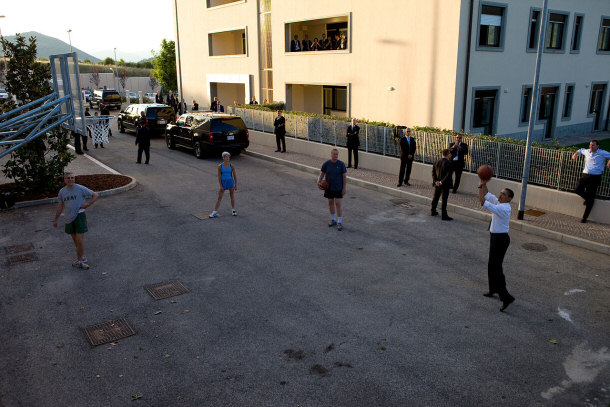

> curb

[{"left": 245, "top": 150, "right": 610, "bottom": 255}]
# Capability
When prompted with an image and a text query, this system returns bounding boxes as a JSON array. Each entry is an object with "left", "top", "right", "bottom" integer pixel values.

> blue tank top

[{"left": 221, "top": 163, "right": 233, "bottom": 180}]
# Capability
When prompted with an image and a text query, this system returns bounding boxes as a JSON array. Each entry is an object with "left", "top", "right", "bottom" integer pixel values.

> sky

[{"left": 0, "top": 0, "right": 175, "bottom": 61}]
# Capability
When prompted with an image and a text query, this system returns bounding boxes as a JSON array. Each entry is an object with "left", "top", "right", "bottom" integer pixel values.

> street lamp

[
  {"left": 67, "top": 29, "right": 72, "bottom": 53},
  {"left": 113, "top": 47, "right": 119, "bottom": 90}
]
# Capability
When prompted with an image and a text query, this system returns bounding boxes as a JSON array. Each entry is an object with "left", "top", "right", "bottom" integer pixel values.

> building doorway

[
  {"left": 472, "top": 89, "right": 497, "bottom": 135},
  {"left": 590, "top": 84, "right": 607, "bottom": 131},
  {"left": 538, "top": 86, "right": 558, "bottom": 139}
]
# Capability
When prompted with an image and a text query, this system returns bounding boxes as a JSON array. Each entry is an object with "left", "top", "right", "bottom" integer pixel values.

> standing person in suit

[
  {"left": 249, "top": 97, "right": 258, "bottom": 105},
  {"left": 478, "top": 180, "right": 515, "bottom": 312},
  {"left": 302, "top": 34, "right": 312, "bottom": 51},
  {"left": 338, "top": 33, "right": 348, "bottom": 50},
  {"left": 135, "top": 111, "right": 151, "bottom": 164},
  {"left": 192, "top": 100, "right": 199, "bottom": 111},
  {"left": 449, "top": 135, "right": 468, "bottom": 193},
  {"left": 273, "top": 110, "right": 286, "bottom": 153},
  {"left": 214, "top": 100, "right": 224, "bottom": 113},
  {"left": 572, "top": 140, "right": 610, "bottom": 223},
  {"left": 312, "top": 37, "right": 322, "bottom": 51},
  {"left": 179, "top": 98, "right": 187, "bottom": 114},
  {"left": 346, "top": 118, "right": 360, "bottom": 169},
  {"left": 431, "top": 149, "right": 454, "bottom": 220},
  {"left": 321, "top": 33, "right": 331, "bottom": 50},
  {"left": 82, "top": 107, "right": 90, "bottom": 151},
  {"left": 291, "top": 35, "right": 301, "bottom": 52},
  {"left": 397, "top": 128, "right": 416, "bottom": 187},
  {"left": 155, "top": 90, "right": 163, "bottom": 104},
  {"left": 210, "top": 96, "right": 218, "bottom": 111},
  {"left": 332, "top": 34, "right": 341, "bottom": 50},
  {"left": 166, "top": 91, "right": 176, "bottom": 111}
]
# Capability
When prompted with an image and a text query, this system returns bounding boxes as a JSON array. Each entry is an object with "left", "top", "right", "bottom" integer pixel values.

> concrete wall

[
  {"left": 250, "top": 131, "right": 610, "bottom": 224},
  {"left": 289, "top": 84, "right": 323, "bottom": 114},
  {"left": 461, "top": 0, "right": 610, "bottom": 140},
  {"left": 79, "top": 73, "right": 160, "bottom": 94},
  {"left": 215, "top": 82, "right": 246, "bottom": 106}
]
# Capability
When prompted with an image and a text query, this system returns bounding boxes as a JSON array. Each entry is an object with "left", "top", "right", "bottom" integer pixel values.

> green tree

[
  {"left": 0, "top": 34, "right": 74, "bottom": 195},
  {"left": 102, "top": 57, "right": 114, "bottom": 65},
  {"left": 151, "top": 39, "right": 177, "bottom": 91}
]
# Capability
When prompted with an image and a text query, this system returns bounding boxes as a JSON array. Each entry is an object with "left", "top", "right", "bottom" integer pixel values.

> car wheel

[
  {"left": 194, "top": 141, "right": 203, "bottom": 159},
  {"left": 166, "top": 134, "right": 175, "bottom": 149},
  {"left": 119, "top": 120, "right": 125, "bottom": 133}
]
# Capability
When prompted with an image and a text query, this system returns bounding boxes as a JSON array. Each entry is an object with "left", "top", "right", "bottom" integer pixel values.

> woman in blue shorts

[{"left": 210, "top": 151, "right": 238, "bottom": 217}]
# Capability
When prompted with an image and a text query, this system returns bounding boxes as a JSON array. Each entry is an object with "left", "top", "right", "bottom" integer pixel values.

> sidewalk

[{"left": 245, "top": 141, "right": 610, "bottom": 250}]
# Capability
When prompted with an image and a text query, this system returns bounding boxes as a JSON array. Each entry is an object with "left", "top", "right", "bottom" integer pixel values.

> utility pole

[
  {"left": 113, "top": 47, "right": 119, "bottom": 91},
  {"left": 67, "top": 29, "right": 72, "bottom": 52},
  {"left": 518, "top": 0, "right": 549, "bottom": 220},
  {"left": 174, "top": 0, "right": 184, "bottom": 108}
]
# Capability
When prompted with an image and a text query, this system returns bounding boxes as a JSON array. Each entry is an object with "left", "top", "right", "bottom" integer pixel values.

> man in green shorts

[{"left": 53, "top": 171, "right": 99, "bottom": 269}]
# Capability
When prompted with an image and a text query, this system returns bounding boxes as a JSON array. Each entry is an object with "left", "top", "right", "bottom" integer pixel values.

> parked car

[
  {"left": 128, "top": 91, "right": 138, "bottom": 101},
  {"left": 165, "top": 113, "right": 249, "bottom": 158},
  {"left": 117, "top": 104, "right": 175, "bottom": 136},
  {"left": 81, "top": 90, "right": 92, "bottom": 102},
  {"left": 90, "top": 89, "right": 122, "bottom": 110},
  {"left": 0, "top": 89, "right": 9, "bottom": 100},
  {"left": 145, "top": 93, "right": 156, "bottom": 103}
]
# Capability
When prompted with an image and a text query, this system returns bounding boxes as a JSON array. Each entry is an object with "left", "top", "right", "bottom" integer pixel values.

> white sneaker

[
  {"left": 209, "top": 212, "right": 217, "bottom": 218},
  {"left": 73, "top": 260, "right": 89, "bottom": 270},
  {"left": 232, "top": 210, "right": 237, "bottom": 216}
]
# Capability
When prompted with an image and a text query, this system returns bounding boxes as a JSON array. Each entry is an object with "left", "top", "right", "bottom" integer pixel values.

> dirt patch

[
  {"left": 309, "top": 364, "right": 329, "bottom": 377},
  {"left": 0, "top": 174, "right": 131, "bottom": 202},
  {"left": 283, "top": 349, "right": 305, "bottom": 360}
]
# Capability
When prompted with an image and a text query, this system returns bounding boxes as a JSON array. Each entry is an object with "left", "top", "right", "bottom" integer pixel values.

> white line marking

[
  {"left": 557, "top": 307, "right": 574, "bottom": 324},
  {"left": 564, "top": 289, "right": 586, "bottom": 296}
]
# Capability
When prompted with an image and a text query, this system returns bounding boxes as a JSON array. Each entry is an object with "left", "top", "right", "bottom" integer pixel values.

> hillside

[{"left": 2, "top": 31, "right": 101, "bottom": 62}]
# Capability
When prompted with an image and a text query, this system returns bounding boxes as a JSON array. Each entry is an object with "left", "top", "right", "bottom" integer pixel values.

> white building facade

[{"left": 174, "top": 0, "right": 610, "bottom": 141}]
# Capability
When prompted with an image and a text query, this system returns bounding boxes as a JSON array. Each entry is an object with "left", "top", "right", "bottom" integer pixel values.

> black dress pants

[
  {"left": 398, "top": 157, "right": 413, "bottom": 184},
  {"left": 453, "top": 162, "right": 464, "bottom": 192},
  {"left": 488, "top": 233, "right": 512, "bottom": 301},
  {"left": 431, "top": 186, "right": 450, "bottom": 214},
  {"left": 275, "top": 133, "right": 286, "bottom": 151},
  {"left": 575, "top": 174, "right": 601, "bottom": 220},
  {"left": 347, "top": 146, "right": 358, "bottom": 168},
  {"left": 137, "top": 144, "right": 150, "bottom": 164}
]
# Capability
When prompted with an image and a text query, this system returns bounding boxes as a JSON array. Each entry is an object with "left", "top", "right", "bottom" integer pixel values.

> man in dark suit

[
  {"left": 302, "top": 34, "right": 312, "bottom": 51},
  {"left": 431, "top": 149, "right": 454, "bottom": 221},
  {"left": 214, "top": 100, "right": 224, "bottom": 113},
  {"left": 155, "top": 91, "right": 163, "bottom": 104},
  {"left": 273, "top": 110, "right": 286, "bottom": 152},
  {"left": 210, "top": 96, "right": 218, "bottom": 111},
  {"left": 346, "top": 118, "right": 360, "bottom": 169},
  {"left": 321, "top": 34, "right": 331, "bottom": 50},
  {"left": 449, "top": 135, "right": 468, "bottom": 193},
  {"left": 338, "top": 33, "right": 347, "bottom": 50},
  {"left": 249, "top": 96, "right": 258, "bottom": 105},
  {"left": 397, "top": 128, "right": 416, "bottom": 187},
  {"left": 291, "top": 35, "right": 301, "bottom": 52}
]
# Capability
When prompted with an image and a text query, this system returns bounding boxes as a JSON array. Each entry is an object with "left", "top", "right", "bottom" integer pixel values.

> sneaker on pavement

[
  {"left": 337, "top": 223, "right": 343, "bottom": 231},
  {"left": 76, "top": 260, "right": 90, "bottom": 270},
  {"left": 209, "top": 212, "right": 217, "bottom": 218},
  {"left": 232, "top": 210, "right": 237, "bottom": 216},
  {"left": 328, "top": 220, "right": 337, "bottom": 227}
]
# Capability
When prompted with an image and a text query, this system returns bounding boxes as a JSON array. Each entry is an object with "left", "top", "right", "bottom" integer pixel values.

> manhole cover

[
  {"left": 8, "top": 252, "right": 37, "bottom": 265},
  {"left": 522, "top": 242, "right": 548, "bottom": 252},
  {"left": 524, "top": 209, "right": 545, "bottom": 217},
  {"left": 389, "top": 198, "right": 414, "bottom": 209},
  {"left": 5, "top": 243, "right": 34, "bottom": 254},
  {"left": 145, "top": 280, "right": 190, "bottom": 300},
  {"left": 82, "top": 317, "right": 136, "bottom": 347}
]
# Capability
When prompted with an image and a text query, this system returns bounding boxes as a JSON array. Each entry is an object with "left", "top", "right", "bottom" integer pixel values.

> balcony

[
  {"left": 209, "top": 29, "right": 247, "bottom": 57},
  {"left": 207, "top": 0, "right": 244, "bottom": 9},
  {"left": 285, "top": 15, "right": 350, "bottom": 53}
]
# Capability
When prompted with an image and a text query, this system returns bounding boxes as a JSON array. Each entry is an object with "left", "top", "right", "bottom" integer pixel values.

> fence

[{"left": 233, "top": 107, "right": 610, "bottom": 198}]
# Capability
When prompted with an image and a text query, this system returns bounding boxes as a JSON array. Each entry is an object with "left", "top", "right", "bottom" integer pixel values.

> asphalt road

[{"left": 1, "top": 119, "right": 609, "bottom": 406}]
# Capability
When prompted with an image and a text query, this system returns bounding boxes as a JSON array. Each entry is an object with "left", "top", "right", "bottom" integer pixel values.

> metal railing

[{"left": 233, "top": 107, "right": 609, "bottom": 198}]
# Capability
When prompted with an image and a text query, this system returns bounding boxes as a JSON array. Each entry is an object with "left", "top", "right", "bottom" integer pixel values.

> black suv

[
  {"left": 89, "top": 89, "right": 122, "bottom": 110},
  {"left": 165, "top": 113, "right": 249, "bottom": 158},
  {"left": 118, "top": 104, "right": 175, "bottom": 136}
]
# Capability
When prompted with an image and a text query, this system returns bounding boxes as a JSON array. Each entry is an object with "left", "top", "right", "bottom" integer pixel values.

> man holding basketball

[
  {"left": 478, "top": 177, "right": 515, "bottom": 312},
  {"left": 318, "top": 149, "right": 347, "bottom": 231}
]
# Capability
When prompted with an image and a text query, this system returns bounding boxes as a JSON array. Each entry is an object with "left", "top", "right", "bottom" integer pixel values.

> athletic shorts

[
  {"left": 324, "top": 190, "right": 343, "bottom": 199},
  {"left": 65, "top": 212, "right": 88, "bottom": 234}
]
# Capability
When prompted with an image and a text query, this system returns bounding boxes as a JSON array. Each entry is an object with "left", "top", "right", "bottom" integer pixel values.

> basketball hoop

[{"left": 86, "top": 115, "right": 115, "bottom": 145}]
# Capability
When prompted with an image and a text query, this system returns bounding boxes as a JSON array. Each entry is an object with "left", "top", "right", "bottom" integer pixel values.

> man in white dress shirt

[
  {"left": 572, "top": 140, "right": 610, "bottom": 223},
  {"left": 478, "top": 180, "right": 515, "bottom": 312}
]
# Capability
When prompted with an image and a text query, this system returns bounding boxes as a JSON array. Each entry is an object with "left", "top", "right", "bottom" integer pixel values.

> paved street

[{"left": 1, "top": 122, "right": 609, "bottom": 406}]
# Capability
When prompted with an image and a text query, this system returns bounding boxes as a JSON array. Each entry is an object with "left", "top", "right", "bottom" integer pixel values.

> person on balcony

[
  {"left": 338, "top": 33, "right": 348, "bottom": 50},
  {"left": 312, "top": 38, "right": 322, "bottom": 51},
  {"left": 332, "top": 34, "right": 341, "bottom": 49},
  {"left": 291, "top": 35, "right": 301, "bottom": 52},
  {"left": 321, "top": 33, "right": 331, "bottom": 50},
  {"left": 302, "top": 34, "right": 312, "bottom": 51}
]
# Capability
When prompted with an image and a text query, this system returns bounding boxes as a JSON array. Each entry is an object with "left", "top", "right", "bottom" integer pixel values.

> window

[
  {"left": 478, "top": 4, "right": 506, "bottom": 49},
  {"left": 598, "top": 18, "right": 610, "bottom": 53},
  {"left": 527, "top": 9, "right": 541, "bottom": 51},
  {"left": 588, "top": 83, "right": 607, "bottom": 130},
  {"left": 323, "top": 86, "right": 347, "bottom": 115},
  {"left": 563, "top": 85, "right": 574, "bottom": 119},
  {"left": 571, "top": 14, "right": 584, "bottom": 52},
  {"left": 545, "top": 12, "right": 568, "bottom": 51},
  {"left": 208, "top": 28, "right": 247, "bottom": 56},
  {"left": 520, "top": 86, "right": 532, "bottom": 124},
  {"left": 472, "top": 89, "right": 498, "bottom": 135}
]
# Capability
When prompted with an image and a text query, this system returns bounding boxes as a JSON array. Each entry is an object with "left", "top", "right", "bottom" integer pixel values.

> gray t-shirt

[
  {"left": 58, "top": 184, "right": 93, "bottom": 223},
  {"left": 321, "top": 159, "right": 347, "bottom": 191}
]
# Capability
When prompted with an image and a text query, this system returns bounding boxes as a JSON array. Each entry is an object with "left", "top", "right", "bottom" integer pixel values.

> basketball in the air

[
  {"left": 477, "top": 165, "right": 494, "bottom": 181},
  {"left": 318, "top": 180, "right": 330, "bottom": 190}
]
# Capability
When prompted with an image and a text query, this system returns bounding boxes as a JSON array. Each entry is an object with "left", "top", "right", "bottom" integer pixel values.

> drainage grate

[
  {"left": 5, "top": 243, "right": 34, "bottom": 254},
  {"left": 522, "top": 242, "right": 548, "bottom": 252},
  {"left": 144, "top": 280, "right": 190, "bottom": 300},
  {"left": 8, "top": 252, "right": 37, "bottom": 265},
  {"left": 524, "top": 209, "right": 545, "bottom": 217},
  {"left": 82, "top": 317, "right": 137, "bottom": 347}
]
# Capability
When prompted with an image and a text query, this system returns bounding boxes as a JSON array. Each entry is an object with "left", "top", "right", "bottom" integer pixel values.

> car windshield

[
  {"left": 211, "top": 118, "right": 246, "bottom": 133},
  {"left": 147, "top": 107, "right": 174, "bottom": 119}
]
